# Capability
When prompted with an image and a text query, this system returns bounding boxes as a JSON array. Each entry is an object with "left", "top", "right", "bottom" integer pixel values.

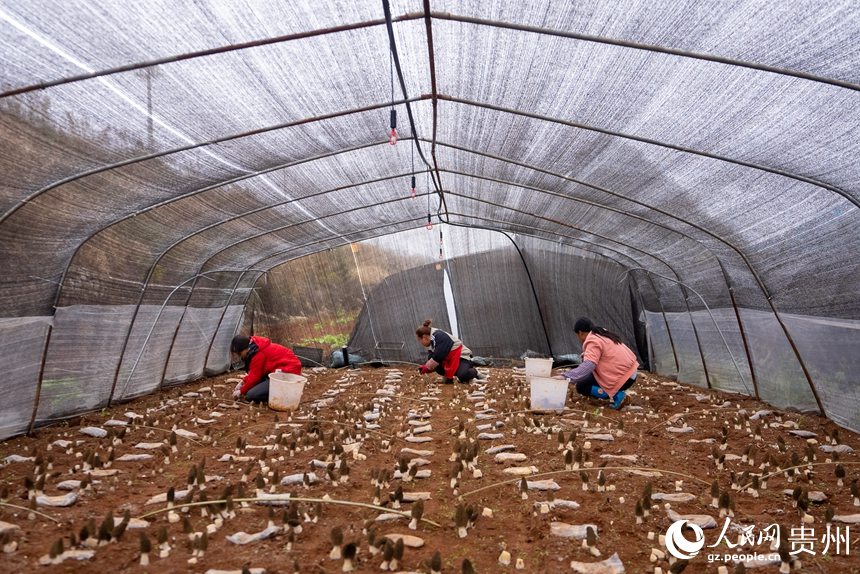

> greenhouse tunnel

[{"left": 0, "top": 0, "right": 858, "bottom": 441}]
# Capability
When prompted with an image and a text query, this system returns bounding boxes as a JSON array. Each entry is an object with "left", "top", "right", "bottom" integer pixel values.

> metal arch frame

[
  {"left": 11, "top": 105, "right": 834, "bottom": 410},
  {"left": 45, "top": 127, "right": 810, "bottom": 399},
  {"left": 240, "top": 211, "right": 682, "bottom": 374},
  {"left": 44, "top": 127, "right": 817, "bottom": 399},
  {"left": 196, "top": 193, "right": 699, "bottom": 377},
  {"left": 6, "top": 5, "right": 844, "bottom": 419},
  {"left": 56, "top": 161, "right": 740, "bottom": 400},
  {"left": 191, "top": 217, "right": 430, "bottom": 384},
  {"left": 98, "top": 169, "right": 429, "bottom": 404},
  {"left": 427, "top": 139, "right": 767, "bottom": 391}
]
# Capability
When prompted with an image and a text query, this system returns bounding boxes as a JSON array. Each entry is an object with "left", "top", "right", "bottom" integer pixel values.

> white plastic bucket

[
  {"left": 524, "top": 357, "right": 554, "bottom": 378},
  {"left": 529, "top": 375, "right": 568, "bottom": 412},
  {"left": 268, "top": 371, "right": 307, "bottom": 411}
]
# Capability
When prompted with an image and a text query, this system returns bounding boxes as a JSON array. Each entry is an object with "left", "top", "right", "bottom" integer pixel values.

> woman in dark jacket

[
  {"left": 230, "top": 334, "right": 302, "bottom": 402},
  {"left": 415, "top": 319, "right": 484, "bottom": 384}
]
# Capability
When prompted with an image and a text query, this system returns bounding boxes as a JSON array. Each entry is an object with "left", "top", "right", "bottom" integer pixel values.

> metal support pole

[{"left": 27, "top": 324, "right": 53, "bottom": 435}]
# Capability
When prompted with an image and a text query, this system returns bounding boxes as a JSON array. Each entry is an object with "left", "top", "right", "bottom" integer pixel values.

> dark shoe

[{"left": 444, "top": 378, "right": 455, "bottom": 385}]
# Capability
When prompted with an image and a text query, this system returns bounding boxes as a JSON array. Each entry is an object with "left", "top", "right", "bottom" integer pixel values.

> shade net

[{"left": 0, "top": 1, "right": 858, "bottom": 437}]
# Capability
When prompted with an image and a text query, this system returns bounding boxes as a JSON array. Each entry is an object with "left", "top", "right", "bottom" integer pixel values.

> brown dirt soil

[{"left": 1, "top": 366, "right": 859, "bottom": 573}]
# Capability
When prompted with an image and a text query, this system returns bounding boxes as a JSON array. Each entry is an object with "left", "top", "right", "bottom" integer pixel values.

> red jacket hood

[{"left": 250, "top": 336, "right": 271, "bottom": 351}]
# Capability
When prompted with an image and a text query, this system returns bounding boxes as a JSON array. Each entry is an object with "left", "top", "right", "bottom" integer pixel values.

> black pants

[
  {"left": 245, "top": 377, "right": 270, "bottom": 403},
  {"left": 575, "top": 372, "right": 636, "bottom": 396},
  {"left": 434, "top": 358, "right": 478, "bottom": 383}
]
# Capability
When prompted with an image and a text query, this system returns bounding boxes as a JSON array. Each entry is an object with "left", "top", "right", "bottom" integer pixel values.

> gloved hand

[
  {"left": 419, "top": 365, "right": 430, "bottom": 375},
  {"left": 232, "top": 382, "right": 243, "bottom": 399}
]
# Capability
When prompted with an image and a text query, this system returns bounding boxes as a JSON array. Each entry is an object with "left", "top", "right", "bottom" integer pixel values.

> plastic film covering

[
  {"left": 114, "top": 306, "right": 184, "bottom": 402},
  {"left": 441, "top": 228, "right": 548, "bottom": 358},
  {"left": 206, "top": 305, "right": 245, "bottom": 375},
  {"left": 740, "top": 310, "right": 820, "bottom": 415},
  {"left": 644, "top": 311, "right": 677, "bottom": 378},
  {"left": 35, "top": 306, "right": 136, "bottom": 422},
  {"left": 515, "top": 235, "right": 642, "bottom": 360},
  {"left": 686, "top": 309, "right": 753, "bottom": 396},
  {"left": 781, "top": 314, "right": 860, "bottom": 432},
  {"left": 0, "top": 317, "right": 50, "bottom": 438},
  {"left": 349, "top": 264, "right": 450, "bottom": 363},
  {"left": 164, "top": 306, "right": 226, "bottom": 384}
]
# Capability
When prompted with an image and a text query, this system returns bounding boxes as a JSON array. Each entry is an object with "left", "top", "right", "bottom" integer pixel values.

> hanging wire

[
  {"left": 425, "top": 169, "right": 433, "bottom": 230},
  {"left": 410, "top": 128, "right": 416, "bottom": 198},
  {"left": 388, "top": 50, "right": 397, "bottom": 145}
]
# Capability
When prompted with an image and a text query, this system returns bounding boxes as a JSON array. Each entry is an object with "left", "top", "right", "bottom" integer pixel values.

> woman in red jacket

[{"left": 230, "top": 335, "right": 302, "bottom": 403}]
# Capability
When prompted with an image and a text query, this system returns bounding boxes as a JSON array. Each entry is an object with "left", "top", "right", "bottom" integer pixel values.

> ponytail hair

[
  {"left": 415, "top": 319, "right": 432, "bottom": 337},
  {"left": 573, "top": 316, "right": 624, "bottom": 345}
]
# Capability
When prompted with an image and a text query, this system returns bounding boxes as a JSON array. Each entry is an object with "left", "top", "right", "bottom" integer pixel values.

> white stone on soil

[
  {"left": 584, "top": 433, "right": 614, "bottom": 441},
  {"left": 833, "top": 514, "right": 860, "bottom": 524},
  {"left": 569, "top": 552, "right": 625, "bottom": 574},
  {"left": 502, "top": 466, "right": 539, "bottom": 476},
  {"left": 225, "top": 525, "right": 280, "bottom": 544},
  {"left": 495, "top": 453, "right": 528, "bottom": 463},
  {"left": 526, "top": 479, "right": 560, "bottom": 491},
  {"left": 382, "top": 533, "right": 425, "bottom": 548},
  {"left": 666, "top": 508, "right": 717, "bottom": 529},
  {"left": 486, "top": 444, "right": 516, "bottom": 454},
  {"left": 116, "top": 453, "right": 153, "bottom": 462},
  {"left": 550, "top": 522, "right": 598, "bottom": 539},
  {"left": 0, "top": 521, "right": 20, "bottom": 534},
  {"left": 80, "top": 427, "right": 107, "bottom": 438},
  {"left": 820, "top": 444, "right": 854, "bottom": 454},
  {"left": 36, "top": 492, "right": 78, "bottom": 507},
  {"left": 2, "top": 454, "right": 34, "bottom": 464}
]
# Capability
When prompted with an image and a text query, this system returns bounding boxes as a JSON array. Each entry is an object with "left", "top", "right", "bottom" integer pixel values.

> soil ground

[{"left": 1, "top": 365, "right": 859, "bottom": 573}]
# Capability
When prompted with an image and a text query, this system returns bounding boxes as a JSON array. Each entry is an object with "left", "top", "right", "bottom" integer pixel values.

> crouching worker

[
  {"left": 230, "top": 335, "right": 302, "bottom": 403},
  {"left": 415, "top": 319, "right": 484, "bottom": 384},
  {"left": 561, "top": 317, "right": 638, "bottom": 410}
]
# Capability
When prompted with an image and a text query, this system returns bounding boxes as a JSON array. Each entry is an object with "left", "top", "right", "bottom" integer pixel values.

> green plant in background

[{"left": 300, "top": 333, "right": 349, "bottom": 348}]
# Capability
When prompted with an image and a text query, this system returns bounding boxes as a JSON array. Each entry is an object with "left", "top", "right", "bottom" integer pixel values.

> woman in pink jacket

[{"left": 561, "top": 317, "right": 639, "bottom": 410}]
